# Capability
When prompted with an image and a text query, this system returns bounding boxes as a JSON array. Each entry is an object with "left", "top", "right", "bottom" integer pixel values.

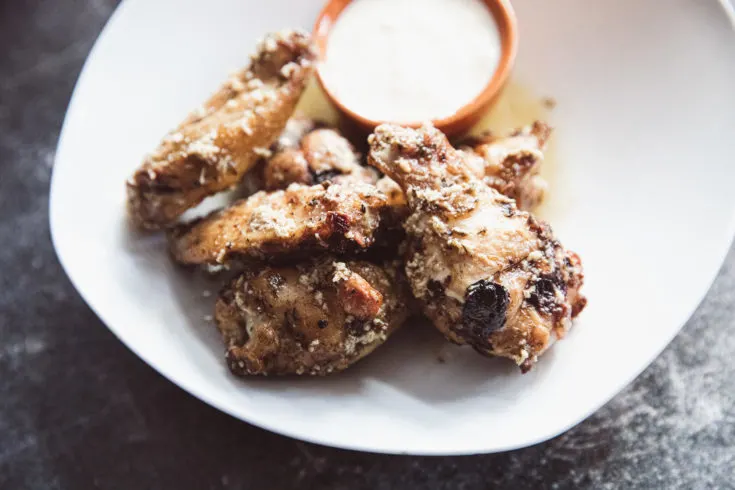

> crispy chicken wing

[
  {"left": 169, "top": 182, "right": 391, "bottom": 265},
  {"left": 215, "top": 257, "right": 411, "bottom": 375},
  {"left": 460, "top": 121, "right": 551, "bottom": 211},
  {"left": 263, "top": 127, "right": 378, "bottom": 190},
  {"left": 368, "top": 123, "right": 585, "bottom": 371},
  {"left": 126, "top": 30, "right": 316, "bottom": 229}
]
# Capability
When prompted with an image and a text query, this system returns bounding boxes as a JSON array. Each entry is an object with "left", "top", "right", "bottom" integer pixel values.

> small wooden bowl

[{"left": 312, "top": 0, "right": 518, "bottom": 137}]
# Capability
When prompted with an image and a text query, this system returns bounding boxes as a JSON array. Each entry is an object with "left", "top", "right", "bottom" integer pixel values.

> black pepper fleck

[{"left": 314, "top": 169, "right": 341, "bottom": 183}]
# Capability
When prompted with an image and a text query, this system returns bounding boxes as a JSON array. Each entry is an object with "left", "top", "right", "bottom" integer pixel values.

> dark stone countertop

[{"left": 1, "top": 1, "right": 733, "bottom": 488}]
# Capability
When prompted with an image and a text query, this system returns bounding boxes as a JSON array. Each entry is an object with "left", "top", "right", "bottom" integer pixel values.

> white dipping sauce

[{"left": 320, "top": 0, "right": 501, "bottom": 123}]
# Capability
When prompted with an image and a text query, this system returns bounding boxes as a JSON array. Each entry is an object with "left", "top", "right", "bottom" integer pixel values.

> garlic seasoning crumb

[
  {"left": 332, "top": 262, "right": 352, "bottom": 282},
  {"left": 280, "top": 62, "right": 299, "bottom": 78},
  {"left": 247, "top": 78, "right": 264, "bottom": 90},
  {"left": 228, "top": 77, "right": 246, "bottom": 92},
  {"left": 253, "top": 147, "right": 272, "bottom": 158}
]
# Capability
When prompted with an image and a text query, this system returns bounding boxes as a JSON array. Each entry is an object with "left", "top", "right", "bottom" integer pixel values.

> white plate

[{"left": 50, "top": 0, "right": 735, "bottom": 454}]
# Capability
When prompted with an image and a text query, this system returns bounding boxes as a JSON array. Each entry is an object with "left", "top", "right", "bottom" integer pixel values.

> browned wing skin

[
  {"left": 169, "top": 182, "right": 390, "bottom": 265},
  {"left": 126, "top": 30, "right": 316, "bottom": 229},
  {"left": 263, "top": 128, "right": 378, "bottom": 190},
  {"left": 368, "top": 123, "right": 585, "bottom": 371},
  {"left": 215, "top": 258, "right": 411, "bottom": 376},
  {"left": 461, "top": 121, "right": 551, "bottom": 211}
]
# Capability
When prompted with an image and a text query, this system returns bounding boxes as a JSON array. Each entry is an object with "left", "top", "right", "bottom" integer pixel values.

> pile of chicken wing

[{"left": 127, "top": 30, "right": 586, "bottom": 377}]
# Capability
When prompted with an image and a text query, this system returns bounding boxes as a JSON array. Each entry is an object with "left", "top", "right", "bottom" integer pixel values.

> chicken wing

[
  {"left": 263, "top": 127, "right": 378, "bottom": 190},
  {"left": 169, "top": 182, "right": 391, "bottom": 266},
  {"left": 460, "top": 121, "right": 551, "bottom": 211},
  {"left": 215, "top": 257, "right": 411, "bottom": 375},
  {"left": 126, "top": 30, "right": 316, "bottom": 229},
  {"left": 368, "top": 123, "right": 585, "bottom": 371}
]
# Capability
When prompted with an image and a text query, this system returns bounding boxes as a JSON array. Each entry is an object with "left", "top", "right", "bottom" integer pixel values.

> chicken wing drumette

[
  {"left": 127, "top": 30, "right": 316, "bottom": 229},
  {"left": 169, "top": 181, "right": 392, "bottom": 266},
  {"left": 263, "top": 127, "right": 378, "bottom": 190},
  {"left": 215, "top": 257, "right": 411, "bottom": 375},
  {"left": 368, "top": 123, "right": 585, "bottom": 371}
]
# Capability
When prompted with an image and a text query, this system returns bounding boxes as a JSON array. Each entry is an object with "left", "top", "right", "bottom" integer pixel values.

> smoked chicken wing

[
  {"left": 169, "top": 182, "right": 391, "bottom": 266},
  {"left": 368, "top": 123, "right": 585, "bottom": 371},
  {"left": 127, "top": 30, "right": 316, "bottom": 229},
  {"left": 215, "top": 257, "right": 411, "bottom": 375}
]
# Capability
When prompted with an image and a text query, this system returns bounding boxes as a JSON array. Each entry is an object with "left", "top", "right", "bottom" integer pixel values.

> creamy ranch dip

[{"left": 319, "top": 0, "right": 502, "bottom": 123}]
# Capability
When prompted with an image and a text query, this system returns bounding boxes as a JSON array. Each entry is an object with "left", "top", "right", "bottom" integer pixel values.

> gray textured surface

[{"left": 1, "top": 1, "right": 734, "bottom": 488}]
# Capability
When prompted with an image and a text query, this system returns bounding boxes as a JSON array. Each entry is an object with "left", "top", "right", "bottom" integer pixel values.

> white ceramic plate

[{"left": 50, "top": 0, "right": 735, "bottom": 454}]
